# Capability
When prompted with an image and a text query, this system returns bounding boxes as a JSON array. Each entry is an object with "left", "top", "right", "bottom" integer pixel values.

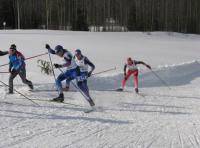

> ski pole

[
  {"left": 47, "top": 51, "right": 56, "bottom": 82},
  {"left": 0, "top": 52, "right": 48, "bottom": 68},
  {"left": 92, "top": 67, "right": 116, "bottom": 76},
  {"left": 0, "top": 72, "right": 9, "bottom": 74},
  {"left": 47, "top": 51, "right": 59, "bottom": 95},
  {"left": 150, "top": 69, "right": 171, "bottom": 90},
  {"left": 70, "top": 80, "right": 91, "bottom": 101},
  {"left": 0, "top": 80, "right": 40, "bottom": 106}
]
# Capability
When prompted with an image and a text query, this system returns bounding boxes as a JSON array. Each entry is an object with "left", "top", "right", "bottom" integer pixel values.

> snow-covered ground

[{"left": 0, "top": 30, "right": 200, "bottom": 147}]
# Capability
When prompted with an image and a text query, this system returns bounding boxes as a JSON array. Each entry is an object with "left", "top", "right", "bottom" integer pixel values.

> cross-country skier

[
  {"left": 0, "top": 50, "right": 8, "bottom": 56},
  {"left": 8, "top": 44, "right": 33, "bottom": 94},
  {"left": 120, "top": 57, "right": 151, "bottom": 93},
  {"left": 46, "top": 44, "right": 78, "bottom": 102},
  {"left": 74, "top": 49, "right": 95, "bottom": 106}
]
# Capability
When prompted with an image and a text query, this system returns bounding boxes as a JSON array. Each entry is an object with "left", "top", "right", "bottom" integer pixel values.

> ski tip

[
  {"left": 84, "top": 109, "right": 94, "bottom": 113},
  {"left": 116, "top": 88, "right": 123, "bottom": 92},
  {"left": 84, "top": 106, "right": 104, "bottom": 113}
]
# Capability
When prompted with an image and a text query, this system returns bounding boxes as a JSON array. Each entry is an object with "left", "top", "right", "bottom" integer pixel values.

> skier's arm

[
  {"left": 45, "top": 44, "right": 56, "bottom": 54},
  {"left": 85, "top": 57, "right": 95, "bottom": 72},
  {"left": 0, "top": 50, "right": 8, "bottom": 56},
  {"left": 54, "top": 60, "right": 71, "bottom": 68},
  {"left": 62, "top": 54, "right": 73, "bottom": 67},
  {"left": 48, "top": 48, "right": 56, "bottom": 54},
  {"left": 62, "top": 60, "right": 71, "bottom": 67},
  {"left": 135, "top": 61, "right": 151, "bottom": 69},
  {"left": 54, "top": 53, "right": 73, "bottom": 68}
]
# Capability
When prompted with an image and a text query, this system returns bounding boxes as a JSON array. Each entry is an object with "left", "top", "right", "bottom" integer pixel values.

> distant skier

[
  {"left": 8, "top": 44, "right": 33, "bottom": 94},
  {"left": 74, "top": 49, "right": 95, "bottom": 106},
  {"left": 0, "top": 50, "right": 8, "bottom": 56},
  {"left": 120, "top": 57, "right": 151, "bottom": 93}
]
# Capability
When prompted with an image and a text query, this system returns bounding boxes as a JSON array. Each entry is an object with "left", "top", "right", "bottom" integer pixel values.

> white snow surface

[{"left": 0, "top": 30, "right": 200, "bottom": 148}]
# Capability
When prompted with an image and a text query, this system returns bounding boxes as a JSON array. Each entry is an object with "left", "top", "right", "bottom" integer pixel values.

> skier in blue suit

[
  {"left": 46, "top": 44, "right": 79, "bottom": 102},
  {"left": 8, "top": 44, "right": 33, "bottom": 94}
]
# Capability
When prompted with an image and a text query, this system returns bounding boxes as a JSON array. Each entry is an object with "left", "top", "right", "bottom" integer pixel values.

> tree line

[{"left": 0, "top": 0, "right": 200, "bottom": 34}]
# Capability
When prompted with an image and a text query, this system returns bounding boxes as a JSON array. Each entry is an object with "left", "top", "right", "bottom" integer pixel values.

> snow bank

[{"left": 87, "top": 60, "right": 200, "bottom": 90}]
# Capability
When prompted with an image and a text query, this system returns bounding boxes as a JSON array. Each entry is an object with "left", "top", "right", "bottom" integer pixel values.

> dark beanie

[{"left": 10, "top": 44, "right": 16, "bottom": 50}]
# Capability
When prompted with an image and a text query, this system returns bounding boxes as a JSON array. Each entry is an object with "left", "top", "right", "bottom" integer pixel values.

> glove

[
  {"left": 146, "top": 65, "right": 151, "bottom": 69},
  {"left": 54, "top": 63, "right": 62, "bottom": 68},
  {"left": 45, "top": 44, "right": 50, "bottom": 49},
  {"left": 88, "top": 71, "right": 92, "bottom": 77}
]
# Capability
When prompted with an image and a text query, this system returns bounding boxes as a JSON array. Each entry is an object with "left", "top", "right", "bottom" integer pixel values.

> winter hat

[
  {"left": 75, "top": 49, "right": 82, "bottom": 55},
  {"left": 55, "top": 45, "right": 63, "bottom": 54},
  {"left": 10, "top": 44, "right": 16, "bottom": 50},
  {"left": 127, "top": 57, "right": 132, "bottom": 61}
]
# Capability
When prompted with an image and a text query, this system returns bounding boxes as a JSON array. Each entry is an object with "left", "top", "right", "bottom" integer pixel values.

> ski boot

[
  {"left": 52, "top": 93, "right": 64, "bottom": 102},
  {"left": 89, "top": 99, "right": 95, "bottom": 107},
  {"left": 116, "top": 88, "right": 124, "bottom": 92},
  {"left": 28, "top": 83, "right": 34, "bottom": 90},
  {"left": 7, "top": 91, "right": 14, "bottom": 95},
  {"left": 135, "top": 88, "right": 139, "bottom": 94}
]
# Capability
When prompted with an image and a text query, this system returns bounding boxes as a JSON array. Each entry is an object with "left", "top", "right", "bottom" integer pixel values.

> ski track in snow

[
  {"left": 1, "top": 69, "right": 200, "bottom": 147},
  {"left": 1, "top": 85, "right": 198, "bottom": 148}
]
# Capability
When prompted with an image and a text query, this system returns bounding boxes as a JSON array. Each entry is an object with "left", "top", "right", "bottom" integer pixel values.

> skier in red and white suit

[{"left": 121, "top": 57, "right": 151, "bottom": 93}]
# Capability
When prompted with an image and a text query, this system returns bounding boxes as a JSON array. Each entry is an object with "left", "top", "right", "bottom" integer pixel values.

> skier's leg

[
  {"left": 64, "top": 70, "right": 75, "bottom": 91},
  {"left": 82, "top": 80, "right": 95, "bottom": 106},
  {"left": 19, "top": 68, "right": 33, "bottom": 89},
  {"left": 63, "top": 79, "right": 70, "bottom": 91},
  {"left": 56, "top": 72, "right": 68, "bottom": 95},
  {"left": 133, "top": 70, "right": 139, "bottom": 93},
  {"left": 83, "top": 80, "right": 90, "bottom": 97},
  {"left": 77, "top": 80, "right": 90, "bottom": 98},
  {"left": 77, "top": 80, "right": 95, "bottom": 106},
  {"left": 52, "top": 71, "right": 70, "bottom": 102},
  {"left": 8, "top": 72, "right": 18, "bottom": 93},
  {"left": 122, "top": 70, "right": 132, "bottom": 89},
  {"left": 76, "top": 72, "right": 95, "bottom": 105}
]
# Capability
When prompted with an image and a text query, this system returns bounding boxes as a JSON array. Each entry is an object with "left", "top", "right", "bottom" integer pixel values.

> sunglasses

[{"left": 10, "top": 49, "right": 16, "bottom": 51}]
